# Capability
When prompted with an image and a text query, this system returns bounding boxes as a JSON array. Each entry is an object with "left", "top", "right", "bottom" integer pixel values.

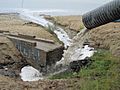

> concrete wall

[
  {"left": 9, "top": 38, "right": 64, "bottom": 74},
  {"left": 9, "top": 38, "right": 46, "bottom": 68},
  {"left": 46, "top": 46, "right": 64, "bottom": 73}
]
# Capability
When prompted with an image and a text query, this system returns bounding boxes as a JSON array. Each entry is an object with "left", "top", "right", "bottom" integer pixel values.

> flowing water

[
  {"left": 56, "top": 28, "right": 91, "bottom": 65},
  {"left": 19, "top": 9, "right": 72, "bottom": 48}
]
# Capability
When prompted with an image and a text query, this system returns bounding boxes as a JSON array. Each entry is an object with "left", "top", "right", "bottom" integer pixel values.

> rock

[
  {"left": 0, "top": 69, "right": 18, "bottom": 78},
  {"left": 69, "top": 57, "right": 91, "bottom": 73}
]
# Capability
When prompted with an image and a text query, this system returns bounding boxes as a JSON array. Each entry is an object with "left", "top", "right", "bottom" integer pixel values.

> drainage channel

[
  {"left": 17, "top": 11, "right": 96, "bottom": 81},
  {"left": 0, "top": 10, "right": 95, "bottom": 81}
]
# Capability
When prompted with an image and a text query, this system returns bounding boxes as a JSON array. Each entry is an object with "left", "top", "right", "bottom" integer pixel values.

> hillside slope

[
  {"left": 0, "top": 36, "right": 26, "bottom": 77},
  {"left": 88, "top": 22, "right": 120, "bottom": 57}
]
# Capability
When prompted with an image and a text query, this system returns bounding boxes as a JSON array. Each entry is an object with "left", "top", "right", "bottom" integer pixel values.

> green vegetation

[
  {"left": 80, "top": 24, "right": 84, "bottom": 30},
  {"left": 49, "top": 71, "right": 77, "bottom": 79},
  {"left": 50, "top": 49, "right": 120, "bottom": 90}
]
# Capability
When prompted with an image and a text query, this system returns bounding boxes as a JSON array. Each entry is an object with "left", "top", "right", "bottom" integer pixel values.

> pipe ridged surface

[{"left": 82, "top": 0, "right": 120, "bottom": 29}]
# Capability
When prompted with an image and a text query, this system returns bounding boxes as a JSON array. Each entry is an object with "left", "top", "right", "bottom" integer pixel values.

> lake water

[{"left": 0, "top": 0, "right": 112, "bottom": 15}]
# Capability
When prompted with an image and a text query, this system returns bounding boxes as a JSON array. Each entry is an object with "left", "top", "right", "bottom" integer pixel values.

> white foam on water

[
  {"left": 20, "top": 66, "right": 43, "bottom": 81},
  {"left": 70, "top": 45, "right": 94, "bottom": 61},
  {"left": 56, "top": 45, "right": 95, "bottom": 65}
]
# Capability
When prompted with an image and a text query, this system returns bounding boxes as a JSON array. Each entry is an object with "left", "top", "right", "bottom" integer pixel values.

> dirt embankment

[
  {"left": 88, "top": 22, "right": 120, "bottom": 57},
  {"left": 0, "top": 36, "right": 27, "bottom": 77}
]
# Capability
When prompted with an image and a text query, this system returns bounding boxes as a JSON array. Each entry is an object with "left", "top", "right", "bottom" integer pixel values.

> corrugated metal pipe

[{"left": 82, "top": 0, "right": 120, "bottom": 29}]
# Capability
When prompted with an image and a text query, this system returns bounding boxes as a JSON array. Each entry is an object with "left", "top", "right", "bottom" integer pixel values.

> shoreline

[{"left": 0, "top": 8, "right": 83, "bottom": 16}]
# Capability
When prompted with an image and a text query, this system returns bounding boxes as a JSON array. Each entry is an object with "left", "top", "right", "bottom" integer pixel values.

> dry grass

[
  {"left": 88, "top": 22, "right": 120, "bottom": 57},
  {"left": 46, "top": 15, "right": 83, "bottom": 31},
  {"left": 0, "top": 14, "right": 56, "bottom": 41}
]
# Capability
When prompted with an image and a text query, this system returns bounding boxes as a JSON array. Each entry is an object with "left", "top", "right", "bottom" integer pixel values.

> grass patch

[
  {"left": 49, "top": 72, "right": 76, "bottom": 79},
  {"left": 49, "top": 49, "right": 120, "bottom": 90},
  {"left": 79, "top": 49, "right": 120, "bottom": 90}
]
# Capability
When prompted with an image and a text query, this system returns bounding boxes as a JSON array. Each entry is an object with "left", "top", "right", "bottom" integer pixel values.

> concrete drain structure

[{"left": 7, "top": 34, "right": 64, "bottom": 74}]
